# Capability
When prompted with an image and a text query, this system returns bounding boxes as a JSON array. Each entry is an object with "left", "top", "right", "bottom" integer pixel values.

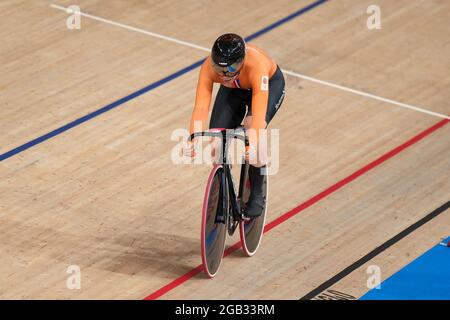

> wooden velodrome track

[{"left": 0, "top": 0, "right": 449, "bottom": 299}]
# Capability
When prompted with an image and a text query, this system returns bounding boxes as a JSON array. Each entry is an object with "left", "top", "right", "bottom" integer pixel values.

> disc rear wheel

[{"left": 239, "top": 165, "right": 268, "bottom": 257}]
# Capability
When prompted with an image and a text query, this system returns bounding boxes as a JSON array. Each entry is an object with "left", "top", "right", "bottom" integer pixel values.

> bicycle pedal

[{"left": 239, "top": 209, "right": 253, "bottom": 221}]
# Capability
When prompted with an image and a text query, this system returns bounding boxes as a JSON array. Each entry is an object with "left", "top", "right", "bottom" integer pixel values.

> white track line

[
  {"left": 283, "top": 70, "right": 450, "bottom": 120},
  {"left": 50, "top": 4, "right": 210, "bottom": 52},
  {"left": 50, "top": 3, "right": 450, "bottom": 120}
]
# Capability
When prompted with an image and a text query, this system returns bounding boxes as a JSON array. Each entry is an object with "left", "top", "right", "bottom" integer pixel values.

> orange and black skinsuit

[{"left": 190, "top": 44, "right": 286, "bottom": 217}]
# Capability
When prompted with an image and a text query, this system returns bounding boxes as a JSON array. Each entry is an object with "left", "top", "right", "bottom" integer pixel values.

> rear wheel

[
  {"left": 239, "top": 165, "right": 268, "bottom": 257},
  {"left": 201, "top": 165, "right": 228, "bottom": 278}
]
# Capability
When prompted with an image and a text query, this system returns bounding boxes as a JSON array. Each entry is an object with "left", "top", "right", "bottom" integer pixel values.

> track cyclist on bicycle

[{"left": 186, "top": 33, "right": 286, "bottom": 218}]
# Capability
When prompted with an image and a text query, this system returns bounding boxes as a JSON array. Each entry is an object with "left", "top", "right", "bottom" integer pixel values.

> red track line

[{"left": 144, "top": 118, "right": 449, "bottom": 300}]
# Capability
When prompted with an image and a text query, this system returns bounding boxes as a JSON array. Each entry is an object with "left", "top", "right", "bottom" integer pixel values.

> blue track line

[
  {"left": 0, "top": 0, "right": 328, "bottom": 162},
  {"left": 245, "top": 0, "right": 328, "bottom": 42},
  {"left": 0, "top": 59, "right": 204, "bottom": 161}
]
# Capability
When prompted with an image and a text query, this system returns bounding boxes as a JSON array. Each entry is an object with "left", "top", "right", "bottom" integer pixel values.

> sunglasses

[{"left": 212, "top": 60, "right": 243, "bottom": 78}]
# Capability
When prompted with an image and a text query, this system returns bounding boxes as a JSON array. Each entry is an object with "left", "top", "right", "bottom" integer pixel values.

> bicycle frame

[{"left": 190, "top": 127, "right": 249, "bottom": 224}]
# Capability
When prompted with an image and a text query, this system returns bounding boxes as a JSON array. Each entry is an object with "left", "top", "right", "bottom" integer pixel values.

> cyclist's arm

[
  {"left": 190, "top": 60, "right": 214, "bottom": 134},
  {"left": 248, "top": 68, "right": 270, "bottom": 148}
]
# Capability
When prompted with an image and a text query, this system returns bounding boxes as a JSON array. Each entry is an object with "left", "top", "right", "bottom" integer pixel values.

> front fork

[
  {"left": 215, "top": 167, "right": 227, "bottom": 224},
  {"left": 215, "top": 164, "right": 242, "bottom": 224},
  {"left": 216, "top": 132, "right": 249, "bottom": 224},
  {"left": 225, "top": 165, "right": 241, "bottom": 219}
]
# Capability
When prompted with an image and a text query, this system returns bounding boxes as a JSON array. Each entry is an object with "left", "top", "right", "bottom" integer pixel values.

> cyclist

[{"left": 186, "top": 33, "right": 285, "bottom": 217}]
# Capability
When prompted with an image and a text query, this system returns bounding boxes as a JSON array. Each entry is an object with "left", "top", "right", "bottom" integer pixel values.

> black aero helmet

[{"left": 211, "top": 33, "right": 246, "bottom": 76}]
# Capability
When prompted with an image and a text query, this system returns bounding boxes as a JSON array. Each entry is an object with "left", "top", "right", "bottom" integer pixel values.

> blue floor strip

[
  {"left": 1, "top": 0, "right": 328, "bottom": 162},
  {"left": 360, "top": 237, "right": 450, "bottom": 300}
]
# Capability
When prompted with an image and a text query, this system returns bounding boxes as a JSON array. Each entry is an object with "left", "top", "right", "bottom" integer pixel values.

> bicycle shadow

[
  {"left": 109, "top": 230, "right": 199, "bottom": 277},
  {"left": 1, "top": 217, "right": 200, "bottom": 278}
]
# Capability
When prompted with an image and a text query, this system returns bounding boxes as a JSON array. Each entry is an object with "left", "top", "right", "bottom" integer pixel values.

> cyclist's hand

[{"left": 182, "top": 140, "right": 196, "bottom": 158}]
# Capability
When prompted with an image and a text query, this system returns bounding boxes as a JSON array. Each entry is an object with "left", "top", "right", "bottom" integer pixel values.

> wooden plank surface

[{"left": 0, "top": 0, "right": 448, "bottom": 299}]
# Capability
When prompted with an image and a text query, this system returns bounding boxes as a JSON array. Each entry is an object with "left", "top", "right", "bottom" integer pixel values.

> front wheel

[
  {"left": 239, "top": 165, "right": 268, "bottom": 257},
  {"left": 201, "top": 165, "right": 228, "bottom": 278}
]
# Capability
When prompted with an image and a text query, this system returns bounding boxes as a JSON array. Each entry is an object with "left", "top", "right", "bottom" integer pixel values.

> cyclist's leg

[
  {"left": 210, "top": 85, "right": 247, "bottom": 129},
  {"left": 244, "top": 66, "right": 285, "bottom": 217},
  {"left": 209, "top": 85, "right": 247, "bottom": 163}
]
